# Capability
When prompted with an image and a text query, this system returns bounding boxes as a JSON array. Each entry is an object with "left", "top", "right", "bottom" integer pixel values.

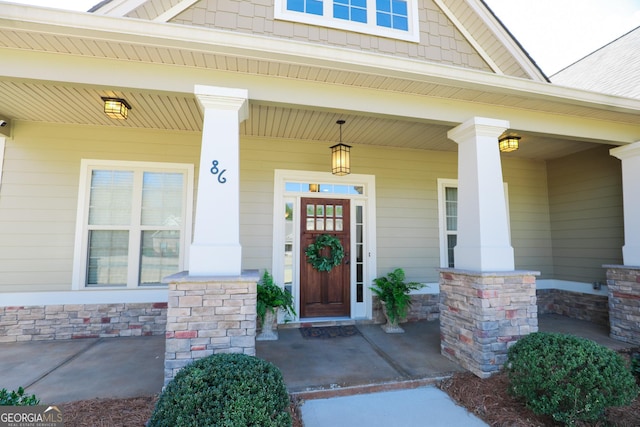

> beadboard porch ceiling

[{"left": 0, "top": 78, "right": 603, "bottom": 161}]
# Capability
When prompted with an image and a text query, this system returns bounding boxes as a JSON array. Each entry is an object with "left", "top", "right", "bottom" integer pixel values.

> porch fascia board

[
  {"left": 2, "top": 48, "right": 640, "bottom": 146},
  {"left": 3, "top": 4, "right": 640, "bottom": 119}
]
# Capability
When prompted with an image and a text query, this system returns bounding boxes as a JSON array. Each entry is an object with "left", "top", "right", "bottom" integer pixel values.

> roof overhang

[{"left": 1, "top": 3, "right": 639, "bottom": 155}]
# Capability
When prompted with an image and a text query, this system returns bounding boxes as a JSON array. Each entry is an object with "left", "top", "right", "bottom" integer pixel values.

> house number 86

[{"left": 210, "top": 160, "right": 227, "bottom": 184}]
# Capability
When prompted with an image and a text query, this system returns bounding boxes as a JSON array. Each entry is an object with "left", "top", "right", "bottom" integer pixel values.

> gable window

[
  {"left": 376, "top": 0, "right": 408, "bottom": 30},
  {"left": 73, "top": 160, "right": 193, "bottom": 289},
  {"left": 334, "top": 0, "right": 367, "bottom": 23},
  {"left": 275, "top": 0, "right": 419, "bottom": 42}
]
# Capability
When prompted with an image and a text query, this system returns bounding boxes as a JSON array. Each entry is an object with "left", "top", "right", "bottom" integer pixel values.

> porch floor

[{"left": 257, "top": 314, "right": 632, "bottom": 399}]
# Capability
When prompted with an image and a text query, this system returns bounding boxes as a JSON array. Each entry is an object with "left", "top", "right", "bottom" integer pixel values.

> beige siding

[
  {"left": 240, "top": 137, "right": 553, "bottom": 283},
  {"left": 0, "top": 122, "right": 201, "bottom": 293},
  {"left": 1, "top": 123, "right": 554, "bottom": 292},
  {"left": 502, "top": 158, "right": 553, "bottom": 278},
  {"left": 169, "top": 0, "right": 496, "bottom": 73},
  {"left": 547, "top": 145, "right": 623, "bottom": 283}
]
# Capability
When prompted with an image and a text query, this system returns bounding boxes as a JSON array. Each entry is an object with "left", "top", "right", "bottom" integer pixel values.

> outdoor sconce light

[
  {"left": 101, "top": 97, "right": 131, "bottom": 120},
  {"left": 498, "top": 135, "right": 520, "bottom": 153},
  {"left": 331, "top": 120, "right": 351, "bottom": 176}
]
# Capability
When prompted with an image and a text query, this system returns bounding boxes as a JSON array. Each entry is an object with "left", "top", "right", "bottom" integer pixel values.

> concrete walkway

[{"left": 0, "top": 336, "right": 165, "bottom": 404}]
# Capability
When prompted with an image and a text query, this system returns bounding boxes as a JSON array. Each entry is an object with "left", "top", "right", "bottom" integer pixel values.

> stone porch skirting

[
  {"left": 0, "top": 303, "right": 167, "bottom": 342},
  {"left": 0, "top": 289, "right": 609, "bottom": 342}
]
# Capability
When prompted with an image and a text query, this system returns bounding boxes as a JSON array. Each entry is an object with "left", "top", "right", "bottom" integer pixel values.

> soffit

[
  {"left": 0, "top": 78, "right": 600, "bottom": 161},
  {"left": 1, "top": 24, "right": 639, "bottom": 128}
]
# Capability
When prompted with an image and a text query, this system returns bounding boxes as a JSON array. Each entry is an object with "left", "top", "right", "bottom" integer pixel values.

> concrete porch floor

[
  {"left": 0, "top": 314, "right": 633, "bottom": 405},
  {"left": 257, "top": 314, "right": 633, "bottom": 399}
]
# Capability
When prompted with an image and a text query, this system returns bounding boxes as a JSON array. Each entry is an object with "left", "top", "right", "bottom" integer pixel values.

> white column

[
  {"left": 447, "top": 117, "right": 514, "bottom": 271},
  {"left": 611, "top": 141, "right": 640, "bottom": 266},
  {"left": 189, "top": 85, "right": 249, "bottom": 276}
]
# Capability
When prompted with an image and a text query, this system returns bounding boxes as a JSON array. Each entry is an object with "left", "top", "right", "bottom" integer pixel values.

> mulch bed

[
  {"left": 440, "top": 370, "right": 640, "bottom": 427},
  {"left": 61, "top": 394, "right": 304, "bottom": 427}
]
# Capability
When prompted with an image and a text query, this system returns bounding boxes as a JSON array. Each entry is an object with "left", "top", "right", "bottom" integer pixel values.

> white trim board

[
  {"left": 1, "top": 289, "right": 168, "bottom": 307},
  {"left": 0, "top": 136, "right": 5, "bottom": 189}
]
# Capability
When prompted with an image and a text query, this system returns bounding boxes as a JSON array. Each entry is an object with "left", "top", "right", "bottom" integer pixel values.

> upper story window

[{"left": 275, "top": 0, "right": 419, "bottom": 42}]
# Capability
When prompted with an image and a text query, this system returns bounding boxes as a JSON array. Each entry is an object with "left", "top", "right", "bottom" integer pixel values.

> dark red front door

[{"left": 300, "top": 198, "right": 350, "bottom": 318}]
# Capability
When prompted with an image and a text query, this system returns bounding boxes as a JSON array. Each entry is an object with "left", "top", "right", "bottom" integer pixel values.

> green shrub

[
  {"left": 0, "top": 387, "right": 39, "bottom": 406},
  {"left": 149, "top": 353, "right": 291, "bottom": 427},
  {"left": 507, "top": 332, "right": 638, "bottom": 425},
  {"left": 631, "top": 351, "right": 640, "bottom": 382}
]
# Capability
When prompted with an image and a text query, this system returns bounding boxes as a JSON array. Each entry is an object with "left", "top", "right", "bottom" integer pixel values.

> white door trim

[{"left": 272, "top": 169, "right": 377, "bottom": 320}]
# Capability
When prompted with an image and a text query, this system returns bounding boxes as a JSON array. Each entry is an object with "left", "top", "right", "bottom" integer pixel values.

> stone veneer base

[
  {"left": 605, "top": 265, "right": 640, "bottom": 345},
  {"left": 439, "top": 269, "right": 539, "bottom": 379},
  {"left": 163, "top": 270, "right": 258, "bottom": 386},
  {"left": 0, "top": 303, "right": 167, "bottom": 342}
]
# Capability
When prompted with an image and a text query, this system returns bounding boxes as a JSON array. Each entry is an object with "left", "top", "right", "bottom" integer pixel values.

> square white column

[
  {"left": 447, "top": 117, "right": 514, "bottom": 271},
  {"left": 611, "top": 141, "right": 640, "bottom": 266},
  {"left": 189, "top": 86, "right": 249, "bottom": 276}
]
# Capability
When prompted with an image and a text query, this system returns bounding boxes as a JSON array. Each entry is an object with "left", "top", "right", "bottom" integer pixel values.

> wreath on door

[{"left": 305, "top": 234, "right": 345, "bottom": 272}]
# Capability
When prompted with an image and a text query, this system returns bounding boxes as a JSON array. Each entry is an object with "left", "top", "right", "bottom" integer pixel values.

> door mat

[{"left": 299, "top": 325, "right": 360, "bottom": 339}]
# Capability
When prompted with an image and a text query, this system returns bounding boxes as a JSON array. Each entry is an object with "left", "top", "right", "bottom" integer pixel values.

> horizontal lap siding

[
  {"left": 502, "top": 158, "right": 554, "bottom": 278},
  {"left": 547, "top": 145, "right": 623, "bottom": 283},
  {"left": 0, "top": 122, "right": 201, "bottom": 293},
  {"left": 1, "top": 126, "right": 555, "bottom": 292}
]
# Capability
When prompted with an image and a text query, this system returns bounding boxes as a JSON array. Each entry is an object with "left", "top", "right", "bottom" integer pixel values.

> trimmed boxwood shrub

[
  {"left": 507, "top": 332, "right": 638, "bottom": 425},
  {"left": 0, "top": 387, "right": 39, "bottom": 406},
  {"left": 149, "top": 353, "right": 291, "bottom": 427}
]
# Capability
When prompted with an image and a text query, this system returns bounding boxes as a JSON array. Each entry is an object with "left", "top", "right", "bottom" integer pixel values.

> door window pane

[
  {"left": 306, "top": 218, "right": 315, "bottom": 230},
  {"left": 336, "top": 218, "right": 343, "bottom": 231},
  {"left": 316, "top": 218, "right": 325, "bottom": 231}
]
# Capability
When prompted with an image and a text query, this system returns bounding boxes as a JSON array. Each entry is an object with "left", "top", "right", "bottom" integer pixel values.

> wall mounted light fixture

[
  {"left": 101, "top": 97, "right": 131, "bottom": 120},
  {"left": 331, "top": 120, "right": 351, "bottom": 176},
  {"left": 498, "top": 135, "right": 520, "bottom": 153}
]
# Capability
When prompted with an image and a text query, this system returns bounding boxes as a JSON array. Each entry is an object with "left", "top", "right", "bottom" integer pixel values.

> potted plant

[
  {"left": 256, "top": 270, "right": 296, "bottom": 341},
  {"left": 370, "top": 268, "right": 423, "bottom": 333}
]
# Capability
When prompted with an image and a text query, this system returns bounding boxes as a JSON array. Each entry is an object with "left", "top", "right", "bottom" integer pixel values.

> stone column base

[
  {"left": 439, "top": 269, "right": 539, "bottom": 378},
  {"left": 163, "top": 270, "right": 258, "bottom": 386},
  {"left": 605, "top": 265, "right": 640, "bottom": 345}
]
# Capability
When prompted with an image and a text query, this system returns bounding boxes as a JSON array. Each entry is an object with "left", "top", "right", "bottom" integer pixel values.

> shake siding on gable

[
  {"left": 547, "top": 145, "right": 624, "bottom": 283},
  {"left": 163, "top": 0, "right": 493, "bottom": 72}
]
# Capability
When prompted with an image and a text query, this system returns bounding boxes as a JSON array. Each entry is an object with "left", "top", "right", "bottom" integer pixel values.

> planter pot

[
  {"left": 256, "top": 309, "right": 278, "bottom": 341},
  {"left": 381, "top": 301, "right": 405, "bottom": 334}
]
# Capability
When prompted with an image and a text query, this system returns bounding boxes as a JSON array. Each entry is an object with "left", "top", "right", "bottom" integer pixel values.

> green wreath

[{"left": 305, "top": 234, "right": 345, "bottom": 272}]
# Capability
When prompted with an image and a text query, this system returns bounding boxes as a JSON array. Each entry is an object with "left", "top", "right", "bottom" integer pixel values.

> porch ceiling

[{"left": 0, "top": 79, "right": 600, "bottom": 160}]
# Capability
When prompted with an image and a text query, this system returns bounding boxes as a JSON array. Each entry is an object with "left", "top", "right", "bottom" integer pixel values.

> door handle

[{"left": 345, "top": 252, "right": 350, "bottom": 265}]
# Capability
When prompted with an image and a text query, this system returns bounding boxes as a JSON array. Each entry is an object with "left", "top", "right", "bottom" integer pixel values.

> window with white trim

[
  {"left": 438, "top": 179, "right": 510, "bottom": 268},
  {"left": 274, "top": 0, "right": 419, "bottom": 42},
  {"left": 73, "top": 160, "right": 193, "bottom": 288}
]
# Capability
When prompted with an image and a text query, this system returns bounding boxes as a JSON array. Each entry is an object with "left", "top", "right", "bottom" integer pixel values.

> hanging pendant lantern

[{"left": 331, "top": 120, "right": 351, "bottom": 176}]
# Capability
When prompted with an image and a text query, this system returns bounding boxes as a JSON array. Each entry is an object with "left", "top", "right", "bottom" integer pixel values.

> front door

[{"left": 300, "top": 197, "right": 350, "bottom": 318}]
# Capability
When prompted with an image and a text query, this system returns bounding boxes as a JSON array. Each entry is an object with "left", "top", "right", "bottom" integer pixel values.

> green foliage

[
  {"left": 0, "top": 387, "right": 40, "bottom": 406},
  {"left": 304, "top": 234, "right": 345, "bottom": 272},
  {"left": 631, "top": 352, "right": 640, "bottom": 381},
  {"left": 370, "top": 268, "right": 423, "bottom": 324},
  {"left": 257, "top": 270, "right": 295, "bottom": 323},
  {"left": 507, "top": 332, "right": 638, "bottom": 425},
  {"left": 149, "top": 353, "right": 291, "bottom": 427}
]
